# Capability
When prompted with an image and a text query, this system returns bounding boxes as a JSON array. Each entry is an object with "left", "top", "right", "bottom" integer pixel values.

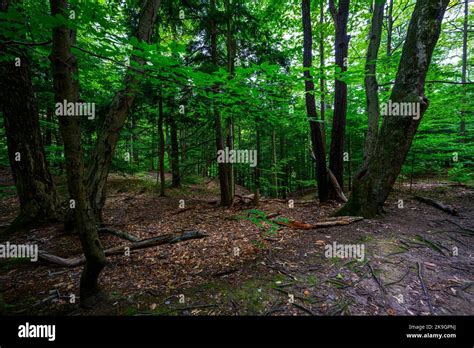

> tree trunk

[
  {"left": 460, "top": 0, "right": 467, "bottom": 138},
  {"left": 319, "top": 0, "right": 326, "bottom": 145},
  {"left": 157, "top": 88, "right": 166, "bottom": 196},
  {"left": 328, "top": 0, "right": 350, "bottom": 197},
  {"left": 169, "top": 112, "right": 180, "bottom": 188},
  {"left": 211, "top": 0, "right": 231, "bottom": 207},
  {"left": 271, "top": 128, "right": 278, "bottom": 197},
  {"left": 0, "top": 0, "right": 59, "bottom": 230},
  {"left": 254, "top": 127, "right": 261, "bottom": 206},
  {"left": 49, "top": 0, "right": 106, "bottom": 308},
  {"left": 362, "top": 0, "right": 385, "bottom": 166},
  {"left": 302, "top": 0, "right": 329, "bottom": 203},
  {"left": 386, "top": 0, "right": 394, "bottom": 56},
  {"left": 86, "top": 0, "right": 161, "bottom": 222},
  {"left": 336, "top": 0, "right": 450, "bottom": 218},
  {"left": 225, "top": 0, "right": 235, "bottom": 202}
]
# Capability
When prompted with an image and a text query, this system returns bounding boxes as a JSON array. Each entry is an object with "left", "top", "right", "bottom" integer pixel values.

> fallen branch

[
  {"left": 417, "top": 262, "right": 434, "bottom": 315},
  {"left": 274, "top": 216, "right": 363, "bottom": 230},
  {"left": 414, "top": 196, "right": 458, "bottom": 216},
  {"left": 313, "top": 216, "right": 363, "bottom": 228},
  {"left": 171, "top": 207, "right": 195, "bottom": 215},
  {"left": 98, "top": 227, "right": 140, "bottom": 242},
  {"left": 39, "top": 230, "right": 207, "bottom": 267},
  {"left": 234, "top": 194, "right": 255, "bottom": 203}
]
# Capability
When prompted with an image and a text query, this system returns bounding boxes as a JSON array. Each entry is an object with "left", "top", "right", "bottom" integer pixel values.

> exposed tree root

[
  {"left": 441, "top": 219, "right": 474, "bottom": 234},
  {"left": 417, "top": 262, "right": 434, "bottom": 315}
]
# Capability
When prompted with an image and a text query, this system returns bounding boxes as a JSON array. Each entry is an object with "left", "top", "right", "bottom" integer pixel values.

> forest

[{"left": 0, "top": 0, "right": 472, "bottom": 318}]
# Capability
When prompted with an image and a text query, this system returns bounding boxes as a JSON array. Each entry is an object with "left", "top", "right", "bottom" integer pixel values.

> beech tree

[
  {"left": 86, "top": 0, "right": 161, "bottom": 221},
  {"left": 337, "top": 0, "right": 451, "bottom": 217},
  {"left": 49, "top": 0, "right": 106, "bottom": 307}
]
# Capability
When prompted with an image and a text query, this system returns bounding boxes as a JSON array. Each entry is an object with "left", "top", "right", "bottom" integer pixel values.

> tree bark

[
  {"left": 336, "top": 0, "right": 450, "bottom": 218},
  {"left": 225, "top": 0, "right": 235, "bottom": 202},
  {"left": 49, "top": 0, "right": 106, "bottom": 307},
  {"left": 362, "top": 0, "right": 385, "bottom": 166},
  {"left": 386, "top": 0, "right": 394, "bottom": 56},
  {"left": 302, "top": 0, "right": 329, "bottom": 203},
  {"left": 319, "top": 0, "right": 326, "bottom": 145},
  {"left": 328, "top": 0, "right": 350, "bottom": 197},
  {"left": 254, "top": 127, "right": 261, "bottom": 206},
  {"left": 211, "top": 0, "right": 231, "bottom": 207},
  {"left": 0, "top": 0, "right": 60, "bottom": 231},
  {"left": 460, "top": 0, "right": 467, "bottom": 138},
  {"left": 169, "top": 111, "right": 180, "bottom": 187},
  {"left": 86, "top": 0, "right": 161, "bottom": 222},
  {"left": 157, "top": 88, "right": 166, "bottom": 196}
]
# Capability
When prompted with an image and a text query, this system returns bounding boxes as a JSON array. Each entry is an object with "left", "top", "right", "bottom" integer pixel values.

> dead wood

[
  {"left": 98, "top": 227, "right": 140, "bottom": 242},
  {"left": 414, "top": 196, "right": 458, "bottom": 216},
  {"left": 171, "top": 207, "right": 195, "bottom": 215},
  {"left": 39, "top": 230, "right": 207, "bottom": 267},
  {"left": 274, "top": 216, "right": 363, "bottom": 230}
]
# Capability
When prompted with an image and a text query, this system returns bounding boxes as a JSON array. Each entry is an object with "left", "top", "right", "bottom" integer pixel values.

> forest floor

[{"left": 0, "top": 170, "right": 473, "bottom": 316}]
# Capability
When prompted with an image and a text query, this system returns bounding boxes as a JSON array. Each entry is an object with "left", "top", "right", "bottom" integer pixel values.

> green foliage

[{"left": 0, "top": 0, "right": 471, "bottom": 200}]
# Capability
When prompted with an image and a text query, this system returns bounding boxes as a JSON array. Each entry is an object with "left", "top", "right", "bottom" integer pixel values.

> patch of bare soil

[{"left": 0, "top": 175, "right": 472, "bottom": 316}]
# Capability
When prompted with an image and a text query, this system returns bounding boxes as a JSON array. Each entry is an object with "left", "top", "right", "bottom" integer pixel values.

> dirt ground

[{"left": 0, "top": 172, "right": 472, "bottom": 316}]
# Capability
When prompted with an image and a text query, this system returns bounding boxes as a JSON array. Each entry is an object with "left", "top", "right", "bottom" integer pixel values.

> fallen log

[
  {"left": 414, "top": 196, "right": 458, "bottom": 216},
  {"left": 234, "top": 194, "right": 255, "bottom": 205},
  {"left": 98, "top": 227, "right": 140, "bottom": 242},
  {"left": 39, "top": 230, "right": 207, "bottom": 267},
  {"left": 313, "top": 216, "right": 363, "bottom": 228},
  {"left": 274, "top": 216, "right": 363, "bottom": 230}
]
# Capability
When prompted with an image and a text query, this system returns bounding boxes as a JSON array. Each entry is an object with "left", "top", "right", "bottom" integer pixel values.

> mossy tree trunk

[
  {"left": 86, "top": 0, "right": 161, "bottom": 222},
  {"left": 337, "top": 0, "right": 450, "bottom": 218},
  {"left": 0, "top": 0, "right": 60, "bottom": 231},
  {"left": 49, "top": 0, "right": 106, "bottom": 308}
]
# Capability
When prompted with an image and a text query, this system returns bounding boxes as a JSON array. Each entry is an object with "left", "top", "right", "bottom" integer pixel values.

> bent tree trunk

[
  {"left": 0, "top": 0, "right": 59, "bottom": 230},
  {"left": 337, "top": 0, "right": 450, "bottom": 218},
  {"left": 50, "top": 0, "right": 106, "bottom": 307},
  {"left": 302, "top": 0, "right": 328, "bottom": 202},
  {"left": 86, "top": 0, "right": 161, "bottom": 222},
  {"left": 362, "top": 0, "right": 385, "bottom": 166}
]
